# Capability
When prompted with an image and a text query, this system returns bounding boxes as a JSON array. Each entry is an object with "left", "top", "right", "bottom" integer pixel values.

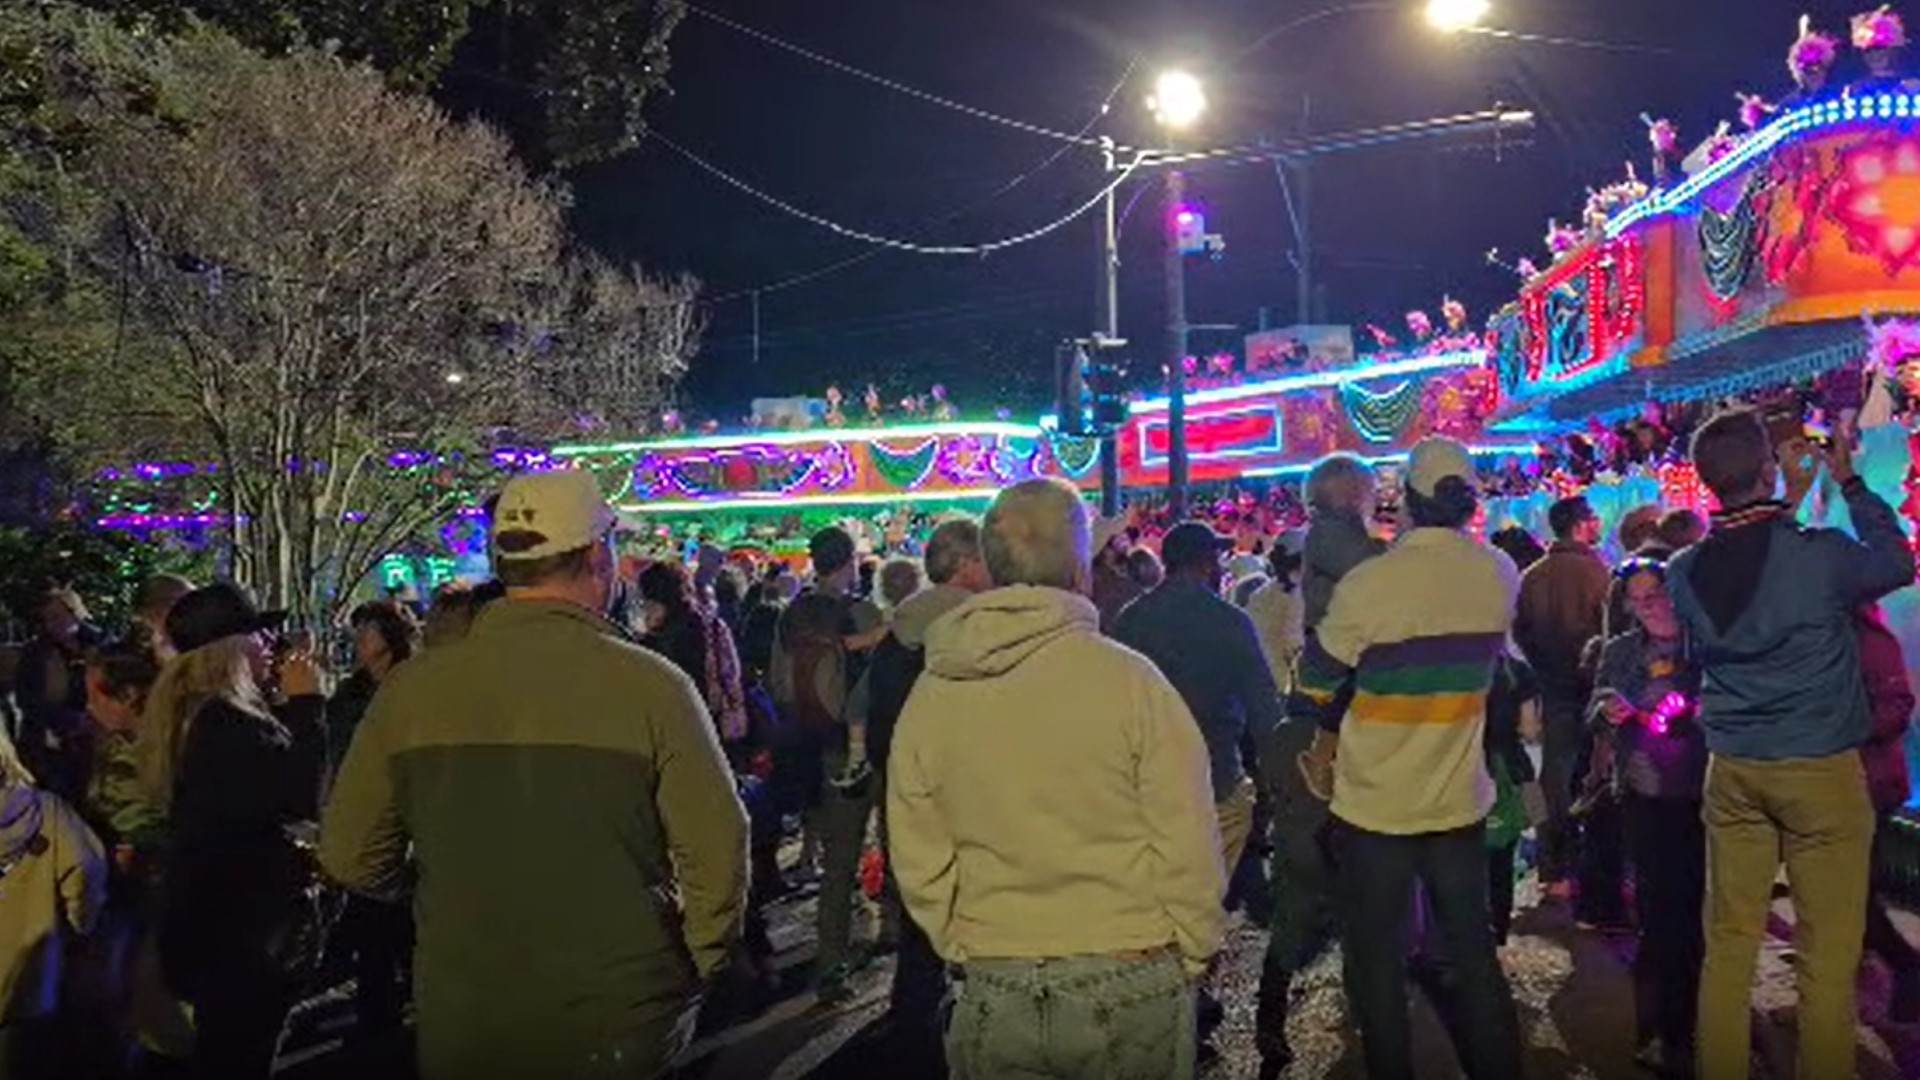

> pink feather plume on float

[
  {"left": 1866, "top": 315, "right": 1920, "bottom": 376},
  {"left": 1853, "top": 5, "right": 1907, "bottom": 49},
  {"left": 1791, "top": 15, "right": 1841, "bottom": 75},
  {"left": 1546, "top": 219, "right": 1581, "bottom": 255},
  {"left": 1406, "top": 310, "right": 1434, "bottom": 340},
  {"left": 1736, "top": 92, "right": 1775, "bottom": 131}
]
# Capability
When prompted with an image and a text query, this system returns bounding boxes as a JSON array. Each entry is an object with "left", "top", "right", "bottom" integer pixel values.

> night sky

[{"left": 569, "top": 0, "right": 1853, "bottom": 421}]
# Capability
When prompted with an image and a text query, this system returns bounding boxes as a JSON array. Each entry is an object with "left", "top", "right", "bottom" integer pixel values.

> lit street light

[
  {"left": 1426, "top": 0, "right": 1491, "bottom": 33},
  {"left": 1147, "top": 70, "right": 1207, "bottom": 132}
]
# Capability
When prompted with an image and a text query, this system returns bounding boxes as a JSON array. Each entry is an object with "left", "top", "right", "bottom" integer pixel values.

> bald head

[{"left": 982, "top": 479, "right": 1090, "bottom": 591}]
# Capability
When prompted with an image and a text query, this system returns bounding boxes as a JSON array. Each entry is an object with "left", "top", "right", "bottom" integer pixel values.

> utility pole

[
  {"left": 1097, "top": 138, "right": 1122, "bottom": 517},
  {"left": 1165, "top": 167, "right": 1189, "bottom": 518}
]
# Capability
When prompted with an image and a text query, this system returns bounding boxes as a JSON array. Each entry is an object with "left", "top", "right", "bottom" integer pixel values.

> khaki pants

[
  {"left": 1696, "top": 751, "right": 1873, "bottom": 1080},
  {"left": 1216, "top": 777, "right": 1258, "bottom": 879}
]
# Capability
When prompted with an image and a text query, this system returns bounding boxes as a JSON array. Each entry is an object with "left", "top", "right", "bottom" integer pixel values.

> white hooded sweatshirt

[{"left": 886, "top": 585, "right": 1226, "bottom": 975}]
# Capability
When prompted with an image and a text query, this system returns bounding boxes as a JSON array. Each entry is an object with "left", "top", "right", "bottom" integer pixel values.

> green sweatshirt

[{"left": 320, "top": 599, "right": 749, "bottom": 1078}]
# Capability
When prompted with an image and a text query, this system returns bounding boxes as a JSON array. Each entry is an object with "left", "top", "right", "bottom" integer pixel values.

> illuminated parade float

[{"left": 86, "top": 15, "right": 1920, "bottom": 628}]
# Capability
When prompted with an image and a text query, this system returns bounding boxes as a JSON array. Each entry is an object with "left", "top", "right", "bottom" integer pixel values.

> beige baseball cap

[
  {"left": 492, "top": 469, "right": 619, "bottom": 561},
  {"left": 1405, "top": 436, "right": 1478, "bottom": 498}
]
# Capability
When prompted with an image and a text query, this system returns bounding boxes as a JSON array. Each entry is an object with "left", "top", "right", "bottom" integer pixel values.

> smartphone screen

[{"left": 1762, "top": 406, "right": 1803, "bottom": 449}]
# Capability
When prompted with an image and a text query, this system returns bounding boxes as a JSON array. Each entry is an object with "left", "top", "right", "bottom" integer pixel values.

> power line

[
  {"left": 647, "top": 128, "right": 1148, "bottom": 257},
  {"left": 680, "top": 2, "right": 1129, "bottom": 150},
  {"left": 703, "top": 58, "right": 1141, "bottom": 305}
]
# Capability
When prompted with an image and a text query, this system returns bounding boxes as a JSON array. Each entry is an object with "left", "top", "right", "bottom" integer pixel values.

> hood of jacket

[
  {"left": 0, "top": 786, "right": 44, "bottom": 864},
  {"left": 891, "top": 584, "right": 976, "bottom": 649},
  {"left": 925, "top": 585, "right": 1096, "bottom": 681}
]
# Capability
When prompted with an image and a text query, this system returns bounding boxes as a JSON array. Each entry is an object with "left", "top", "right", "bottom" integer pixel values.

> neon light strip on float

[
  {"left": 1605, "top": 92, "right": 1920, "bottom": 237},
  {"left": 618, "top": 487, "right": 1003, "bottom": 515},
  {"left": 555, "top": 421, "right": 1037, "bottom": 455},
  {"left": 1127, "top": 350, "right": 1486, "bottom": 415},
  {"left": 1237, "top": 442, "right": 1542, "bottom": 479}
]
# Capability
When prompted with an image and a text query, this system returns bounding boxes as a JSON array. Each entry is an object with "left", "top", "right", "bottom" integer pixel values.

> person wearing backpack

[{"left": 770, "top": 528, "right": 883, "bottom": 1004}]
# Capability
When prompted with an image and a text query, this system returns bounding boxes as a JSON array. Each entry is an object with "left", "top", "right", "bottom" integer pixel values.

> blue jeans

[{"left": 946, "top": 953, "right": 1195, "bottom": 1080}]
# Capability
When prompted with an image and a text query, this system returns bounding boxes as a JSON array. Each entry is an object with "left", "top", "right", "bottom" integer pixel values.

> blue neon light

[{"left": 1606, "top": 92, "right": 1920, "bottom": 238}]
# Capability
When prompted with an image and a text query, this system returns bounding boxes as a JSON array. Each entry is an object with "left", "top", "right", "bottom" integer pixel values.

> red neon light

[
  {"left": 1520, "top": 237, "right": 1645, "bottom": 385},
  {"left": 1139, "top": 406, "right": 1281, "bottom": 466}
]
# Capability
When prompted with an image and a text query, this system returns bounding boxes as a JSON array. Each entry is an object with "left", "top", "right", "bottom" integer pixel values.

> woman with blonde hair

[{"left": 143, "top": 584, "right": 327, "bottom": 1078}]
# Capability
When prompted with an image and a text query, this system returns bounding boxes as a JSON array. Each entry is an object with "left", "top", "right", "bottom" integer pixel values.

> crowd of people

[{"left": 0, "top": 403, "right": 1915, "bottom": 1080}]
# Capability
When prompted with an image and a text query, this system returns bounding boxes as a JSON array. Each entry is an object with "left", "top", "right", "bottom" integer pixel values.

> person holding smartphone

[{"left": 1668, "top": 409, "right": 1914, "bottom": 1080}]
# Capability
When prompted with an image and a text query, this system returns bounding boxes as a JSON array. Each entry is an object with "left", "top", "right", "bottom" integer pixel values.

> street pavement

[
  {"left": 676, "top": 876, "right": 1920, "bottom": 1080},
  {"left": 272, "top": 872, "right": 1920, "bottom": 1079}
]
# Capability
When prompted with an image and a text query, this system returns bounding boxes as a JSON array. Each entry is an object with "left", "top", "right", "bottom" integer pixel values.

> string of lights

[
  {"left": 680, "top": 2, "right": 1131, "bottom": 151},
  {"left": 646, "top": 129, "right": 1148, "bottom": 257}
]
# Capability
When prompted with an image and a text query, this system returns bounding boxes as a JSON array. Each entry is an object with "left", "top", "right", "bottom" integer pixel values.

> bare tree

[{"left": 52, "top": 26, "right": 695, "bottom": 619}]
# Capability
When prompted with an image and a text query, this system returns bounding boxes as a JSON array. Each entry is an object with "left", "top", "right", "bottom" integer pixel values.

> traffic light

[
  {"left": 1055, "top": 341, "right": 1091, "bottom": 436},
  {"left": 1089, "top": 350, "right": 1128, "bottom": 429},
  {"left": 1174, "top": 208, "right": 1207, "bottom": 255}
]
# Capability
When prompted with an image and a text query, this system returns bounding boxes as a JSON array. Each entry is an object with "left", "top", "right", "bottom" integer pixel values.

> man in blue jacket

[{"left": 1666, "top": 408, "right": 1914, "bottom": 1080}]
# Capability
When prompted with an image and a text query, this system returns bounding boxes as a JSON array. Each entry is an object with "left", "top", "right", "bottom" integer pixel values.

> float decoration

[{"left": 1791, "top": 16, "right": 1840, "bottom": 93}]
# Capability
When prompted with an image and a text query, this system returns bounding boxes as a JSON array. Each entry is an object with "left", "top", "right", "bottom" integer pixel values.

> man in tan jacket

[{"left": 888, "top": 478, "right": 1226, "bottom": 1080}]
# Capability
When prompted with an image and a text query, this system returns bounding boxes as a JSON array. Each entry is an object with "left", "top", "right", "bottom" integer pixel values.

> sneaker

[{"left": 1634, "top": 1037, "right": 1667, "bottom": 1072}]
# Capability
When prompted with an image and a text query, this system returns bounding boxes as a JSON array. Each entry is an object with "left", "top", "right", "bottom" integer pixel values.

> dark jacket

[
  {"left": 1591, "top": 629, "right": 1706, "bottom": 801},
  {"left": 642, "top": 607, "right": 709, "bottom": 692},
  {"left": 160, "top": 694, "right": 326, "bottom": 998},
  {"left": 1515, "top": 542, "right": 1611, "bottom": 699},
  {"left": 319, "top": 600, "right": 748, "bottom": 1077},
  {"left": 1303, "top": 509, "right": 1387, "bottom": 631},
  {"left": 1091, "top": 561, "right": 1143, "bottom": 633},
  {"left": 1112, "top": 579, "right": 1285, "bottom": 800},
  {"left": 326, "top": 669, "right": 378, "bottom": 777},
  {"left": 1858, "top": 606, "right": 1915, "bottom": 813},
  {"left": 1485, "top": 655, "right": 1541, "bottom": 786},
  {"left": 860, "top": 584, "right": 971, "bottom": 772},
  {"left": 1667, "top": 480, "right": 1916, "bottom": 760}
]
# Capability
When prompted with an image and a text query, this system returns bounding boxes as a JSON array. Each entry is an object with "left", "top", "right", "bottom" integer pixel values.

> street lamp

[
  {"left": 1426, "top": 0, "right": 1491, "bottom": 33},
  {"left": 1147, "top": 70, "right": 1207, "bottom": 132}
]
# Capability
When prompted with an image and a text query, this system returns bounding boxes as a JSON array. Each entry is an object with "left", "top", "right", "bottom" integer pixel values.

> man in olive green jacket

[{"left": 321, "top": 471, "right": 748, "bottom": 1080}]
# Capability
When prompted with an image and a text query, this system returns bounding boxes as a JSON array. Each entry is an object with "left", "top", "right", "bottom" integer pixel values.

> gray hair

[
  {"left": 923, "top": 517, "right": 983, "bottom": 585},
  {"left": 1306, "top": 453, "right": 1377, "bottom": 513},
  {"left": 982, "top": 479, "right": 1089, "bottom": 590}
]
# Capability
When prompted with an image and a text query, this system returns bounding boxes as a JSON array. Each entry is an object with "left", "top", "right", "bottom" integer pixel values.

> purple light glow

[{"left": 1646, "top": 692, "right": 1691, "bottom": 737}]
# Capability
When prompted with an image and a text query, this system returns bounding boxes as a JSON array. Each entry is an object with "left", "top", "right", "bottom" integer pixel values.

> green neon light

[
  {"left": 619, "top": 487, "right": 1006, "bottom": 515},
  {"left": 555, "top": 421, "right": 1038, "bottom": 456}
]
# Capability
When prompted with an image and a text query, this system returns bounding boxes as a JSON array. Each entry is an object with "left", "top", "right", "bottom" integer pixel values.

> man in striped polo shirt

[{"left": 1295, "top": 436, "right": 1524, "bottom": 1080}]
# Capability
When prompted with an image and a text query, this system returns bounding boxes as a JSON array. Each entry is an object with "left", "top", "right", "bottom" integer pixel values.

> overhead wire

[
  {"left": 702, "top": 57, "right": 1142, "bottom": 305},
  {"left": 680, "top": 2, "right": 1125, "bottom": 150},
  {"left": 648, "top": 128, "right": 1147, "bottom": 257}
]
